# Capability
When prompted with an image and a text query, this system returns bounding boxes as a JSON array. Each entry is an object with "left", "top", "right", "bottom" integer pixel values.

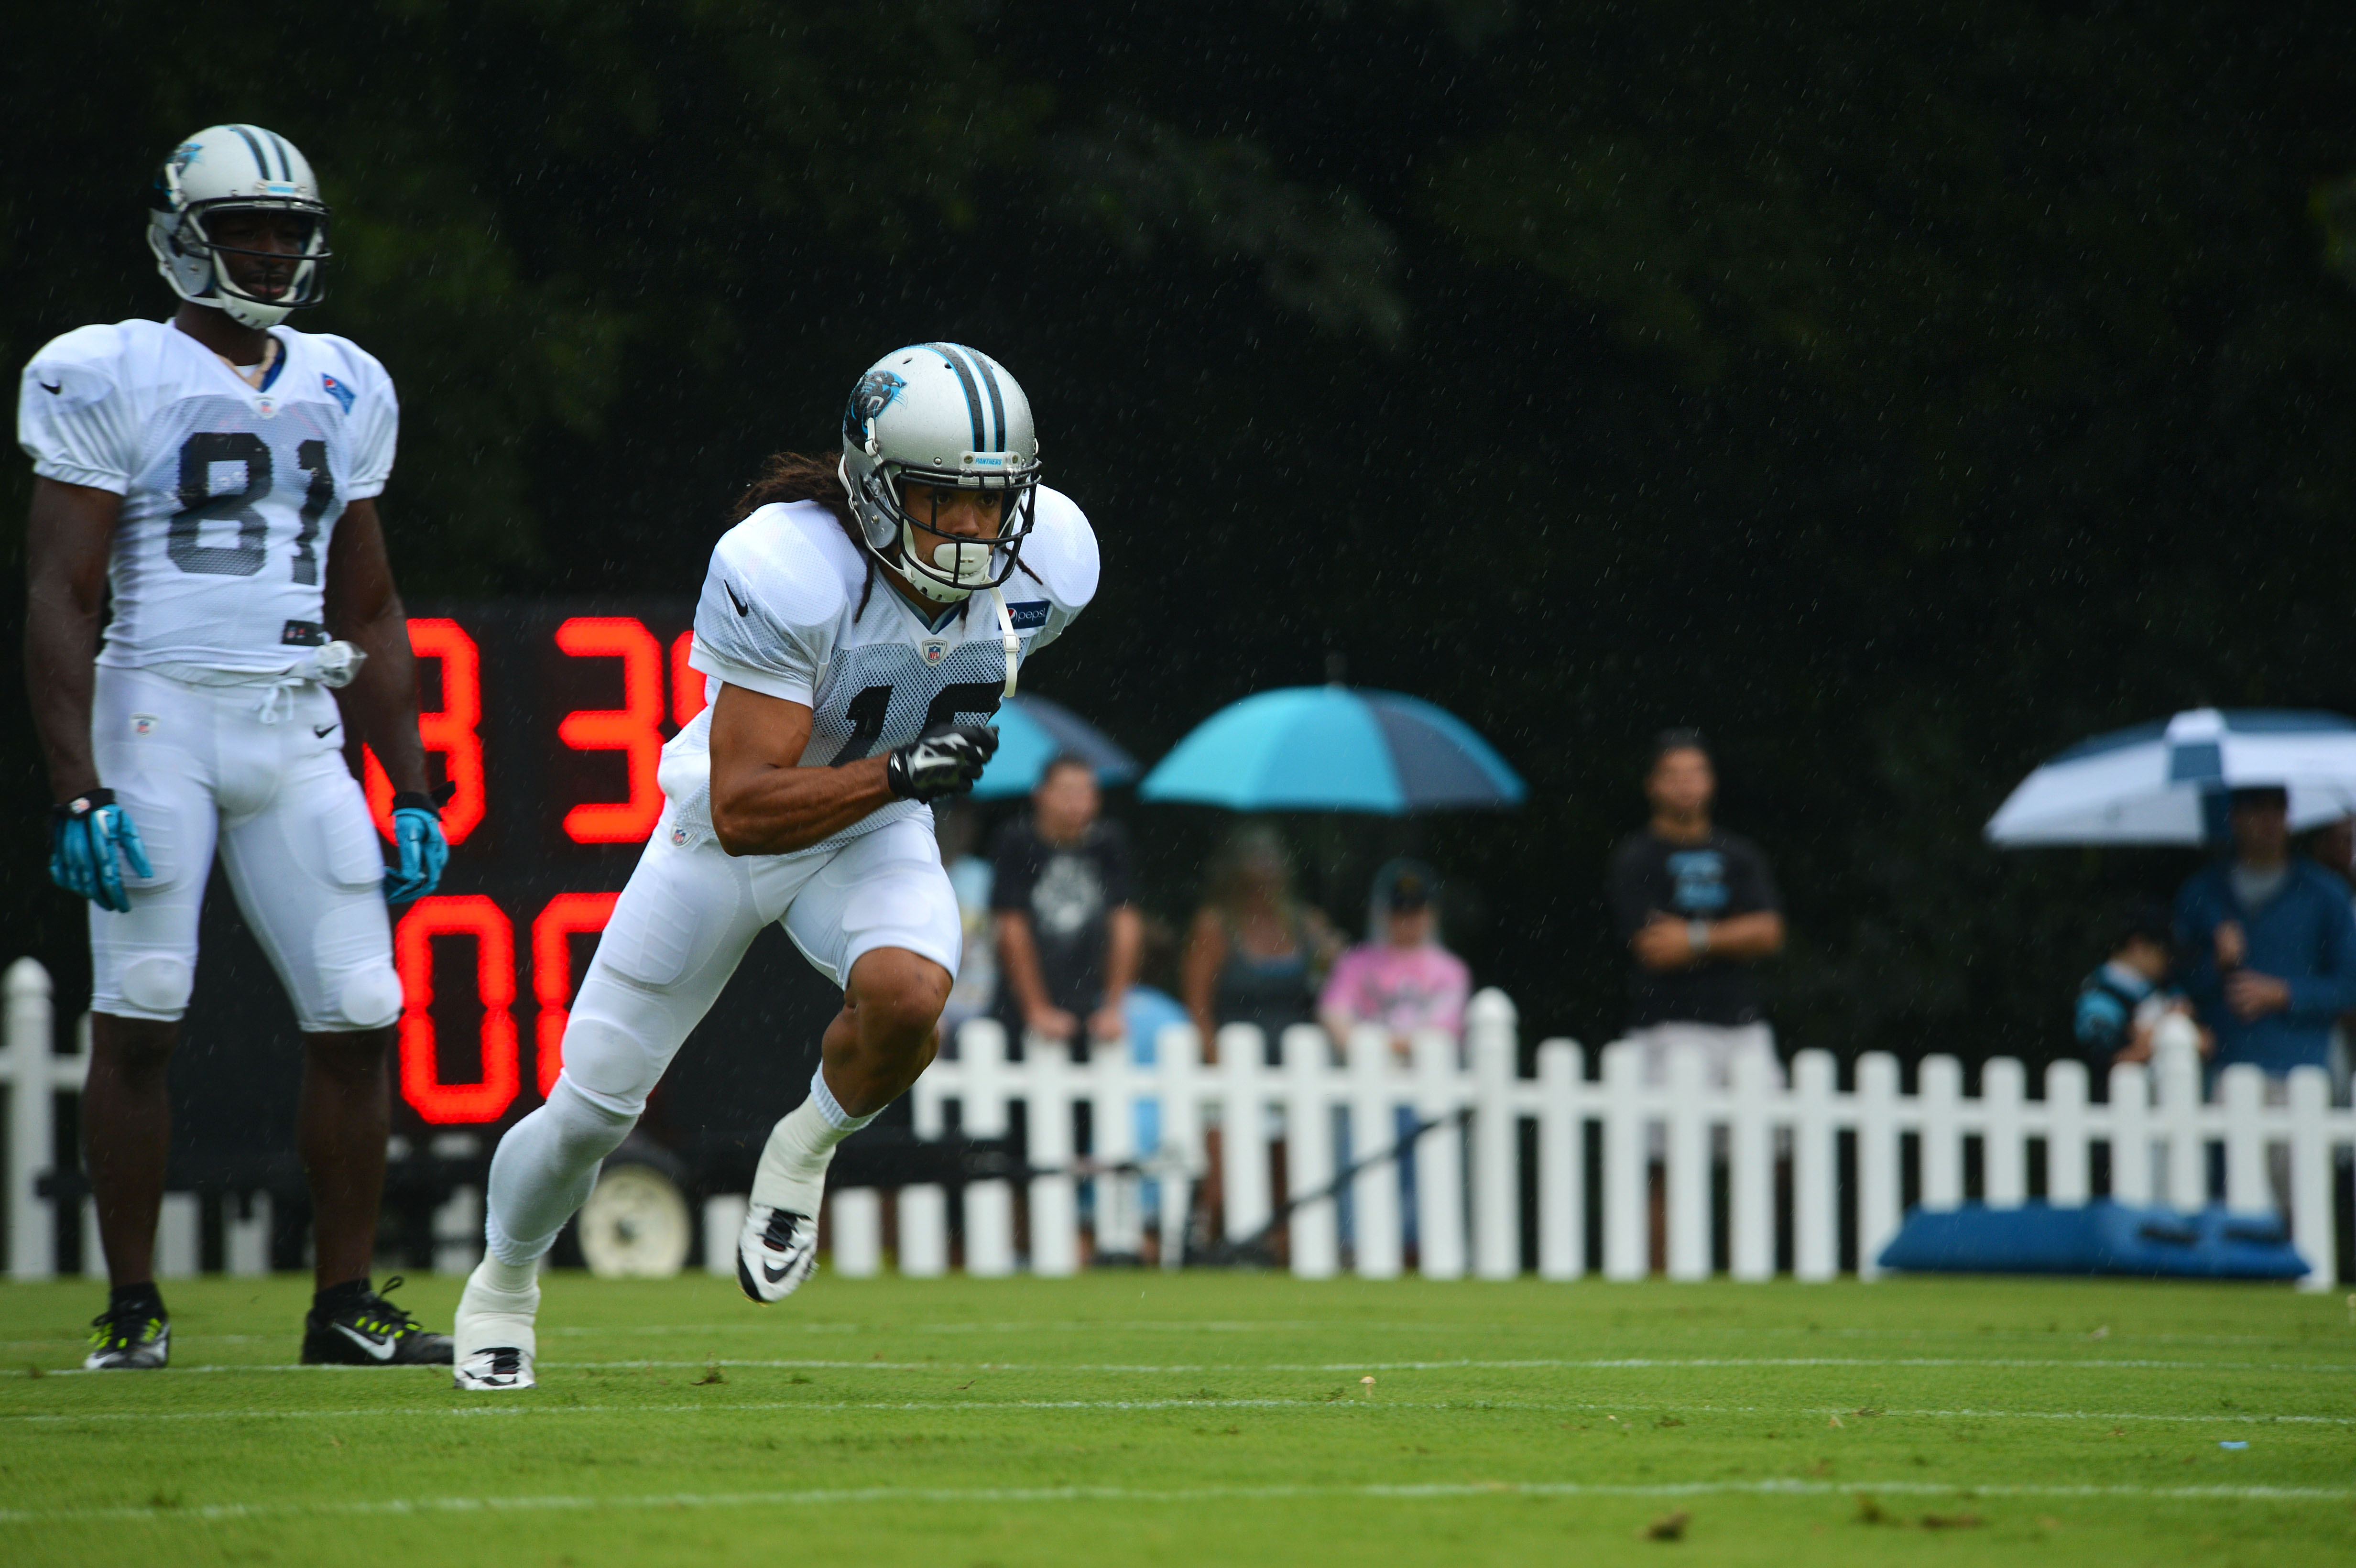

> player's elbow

[{"left": 709, "top": 790, "right": 768, "bottom": 857}]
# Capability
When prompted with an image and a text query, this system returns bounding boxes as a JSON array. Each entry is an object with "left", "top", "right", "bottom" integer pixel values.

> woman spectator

[
  {"left": 1181, "top": 825, "right": 1341, "bottom": 1065},
  {"left": 1319, "top": 860, "right": 1471, "bottom": 1061}
]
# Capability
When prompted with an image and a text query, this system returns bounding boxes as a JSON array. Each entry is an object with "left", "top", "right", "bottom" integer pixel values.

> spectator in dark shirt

[
  {"left": 990, "top": 755, "right": 1141, "bottom": 1048},
  {"left": 2073, "top": 903, "right": 2206, "bottom": 1068},
  {"left": 1607, "top": 730, "right": 1786, "bottom": 1089},
  {"left": 2174, "top": 786, "right": 2356, "bottom": 1080}
]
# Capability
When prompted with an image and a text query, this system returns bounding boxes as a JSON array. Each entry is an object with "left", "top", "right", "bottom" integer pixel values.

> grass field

[{"left": 0, "top": 1269, "right": 2350, "bottom": 1566}]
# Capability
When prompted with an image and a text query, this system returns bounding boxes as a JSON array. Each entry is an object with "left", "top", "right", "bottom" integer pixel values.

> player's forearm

[
  {"left": 710, "top": 757, "right": 895, "bottom": 856},
  {"left": 24, "top": 583, "right": 103, "bottom": 801}
]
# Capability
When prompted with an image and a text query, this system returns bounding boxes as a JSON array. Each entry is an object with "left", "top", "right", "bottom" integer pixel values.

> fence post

[
  {"left": 1728, "top": 1044, "right": 1776, "bottom": 1281},
  {"left": 1347, "top": 1024, "right": 1402, "bottom": 1279},
  {"left": 960, "top": 1019, "right": 1015, "bottom": 1276},
  {"left": 1984, "top": 1057, "right": 2026, "bottom": 1208},
  {"left": 1218, "top": 1025, "right": 1272, "bottom": 1246},
  {"left": 830, "top": 1188, "right": 882, "bottom": 1278},
  {"left": 1854, "top": 1052, "right": 1900, "bottom": 1282},
  {"left": 2154, "top": 1017, "right": 2205, "bottom": 1210},
  {"left": 1602, "top": 1040, "right": 1647, "bottom": 1280},
  {"left": 1412, "top": 1027, "right": 1466, "bottom": 1279},
  {"left": 5, "top": 958, "right": 57, "bottom": 1282},
  {"left": 1918, "top": 1056, "right": 1962, "bottom": 1211},
  {"left": 900, "top": 1035, "right": 950, "bottom": 1278},
  {"left": 2045, "top": 1059, "right": 2090, "bottom": 1206},
  {"left": 1792, "top": 1049, "right": 1836, "bottom": 1281},
  {"left": 1283, "top": 1024, "right": 1339, "bottom": 1279},
  {"left": 2286, "top": 1066, "right": 2336, "bottom": 1292},
  {"left": 1535, "top": 1039, "right": 1583, "bottom": 1280},
  {"left": 1664, "top": 1041, "right": 1710, "bottom": 1281},
  {"left": 1027, "top": 1037, "right": 1079, "bottom": 1277},
  {"left": 1156, "top": 1022, "right": 1205, "bottom": 1270},
  {"left": 1091, "top": 1041, "right": 1143, "bottom": 1261},
  {"left": 2218, "top": 1065, "right": 2269, "bottom": 1218},
  {"left": 1470, "top": 991, "right": 1519, "bottom": 1281},
  {"left": 2108, "top": 1062, "right": 2152, "bottom": 1205}
]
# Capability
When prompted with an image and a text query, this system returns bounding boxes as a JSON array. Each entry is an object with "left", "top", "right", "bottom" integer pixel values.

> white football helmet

[
  {"left": 838, "top": 343, "right": 1041, "bottom": 604},
  {"left": 147, "top": 125, "right": 331, "bottom": 330}
]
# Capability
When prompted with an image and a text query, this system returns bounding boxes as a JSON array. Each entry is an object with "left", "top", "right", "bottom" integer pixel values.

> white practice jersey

[
  {"left": 18, "top": 318, "right": 397, "bottom": 674},
  {"left": 659, "top": 491, "right": 1100, "bottom": 854}
]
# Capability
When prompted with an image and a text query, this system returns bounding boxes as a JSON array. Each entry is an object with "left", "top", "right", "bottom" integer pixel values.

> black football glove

[{"left": 885, "top": 723, "right": 999, "bottom": 803}]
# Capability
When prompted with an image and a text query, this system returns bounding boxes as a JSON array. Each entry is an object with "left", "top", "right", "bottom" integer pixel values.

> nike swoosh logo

[
  {"left": 761, "top": 1253, "right": 802, "bottom": 1284},
  {"left": 333, "top": 1322, "right": 398, "bottom": 1361},
  {"left": 39, "top": 381, "right": 61, "bottom": 395},
  {"left": 724, "top": 581, "right": 750, "bottom": 617},
  {"left": 313, "top": 723, "right": 338, "bottom": 738}
]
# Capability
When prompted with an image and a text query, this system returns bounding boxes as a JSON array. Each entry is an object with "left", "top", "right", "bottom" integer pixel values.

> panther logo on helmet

[{"left": 842, "top": 370, "right": 905, "bottom": 446}]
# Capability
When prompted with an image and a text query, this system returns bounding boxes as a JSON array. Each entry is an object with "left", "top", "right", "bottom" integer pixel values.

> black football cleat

[
  {"left": 84, "top": 1303, "right": 170, "bottom": 1370},
  {"left": 300, "top": 1276, "right": 454, "bottom": 1366}
]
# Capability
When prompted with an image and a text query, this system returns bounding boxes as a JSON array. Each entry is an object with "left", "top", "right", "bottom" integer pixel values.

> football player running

[
  {"left": 20, "top": 127, "right": 453, "bottom": 1369},
  {"left": 453, "top": 345, "right": 1096, "bottom": 1391}
]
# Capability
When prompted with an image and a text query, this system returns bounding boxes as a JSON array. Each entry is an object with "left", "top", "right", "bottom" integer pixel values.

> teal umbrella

[
  {"left": 971, "top": 693, "right": 1140, "bottom": 800},
  {"left": 1138, "top": 686, "right": 1524, "bottom": 814}
]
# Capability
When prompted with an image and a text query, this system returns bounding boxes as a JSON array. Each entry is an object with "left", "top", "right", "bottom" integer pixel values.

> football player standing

[
  {"left": 453, "top": 345, "right": 1097, "bottom": 1390},
  {"left": 20, "top": 126, "right": 453, "bottom": 1369}
]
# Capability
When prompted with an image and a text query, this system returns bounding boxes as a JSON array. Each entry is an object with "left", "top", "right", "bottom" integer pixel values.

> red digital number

[
  {"left": 556, "top": 616, "right": 665, "bottom": 843},
  {"left": 366, "top": 617, "right": 486, "bottom": 845},
  {"left": 393, "top": 894, "right": 520, "bottom": 1125},
  {"left": 531, "top": 891, "right": 620, "bottom": 1096},
  {"left": 671, "top": 629, "right": 706, "bottom": 728}
]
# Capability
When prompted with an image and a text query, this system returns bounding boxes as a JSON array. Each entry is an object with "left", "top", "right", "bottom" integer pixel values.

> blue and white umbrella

[
  {"left": 1138, "top": 686, "right": 1525, "bottom": 814},
  {"left": 971, "top": 693, "right": 1140, "bottom": 801},
  {"left": 1985, "top": 708, "right": 2356, "bottom": 846}
]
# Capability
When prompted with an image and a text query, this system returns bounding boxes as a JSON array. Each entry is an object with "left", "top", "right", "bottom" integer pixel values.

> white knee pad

[
  {"left": 118, "top": 955, "right": 194, "bottom": 1017},
  {"left": 555, "top": 1014, "right": 672, "bottom": 1121},
  {"left": 336, "top": 966, "right": 405, "bottom": 1031}
]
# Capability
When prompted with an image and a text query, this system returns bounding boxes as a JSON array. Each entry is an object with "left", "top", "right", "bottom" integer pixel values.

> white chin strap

[{"left": 990, "top": 585, "right": 1019, "bottom": 699}]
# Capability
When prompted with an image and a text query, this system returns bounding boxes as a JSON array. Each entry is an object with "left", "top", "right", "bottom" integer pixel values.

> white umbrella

[{"left": 1986, "top": 708, "right": 2356, "bottom": 846}]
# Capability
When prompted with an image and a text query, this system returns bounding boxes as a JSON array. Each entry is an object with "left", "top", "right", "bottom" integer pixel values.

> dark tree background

[{"left": 6, "top": 0, "right": 2354, "bottom": 1073}]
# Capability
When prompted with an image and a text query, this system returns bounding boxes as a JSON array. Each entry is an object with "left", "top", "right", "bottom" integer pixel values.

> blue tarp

[{"left": 1875, "top": 1200, "right": 2309, "bottom": 1280}]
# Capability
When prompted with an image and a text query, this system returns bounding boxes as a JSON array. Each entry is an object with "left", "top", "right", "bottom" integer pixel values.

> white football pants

[
  {"left": 87, "top": 664, "right": 400, "bottom": 1033},
  {"left": 483, "top": 813, "right": 961, "bottom": 1265}
]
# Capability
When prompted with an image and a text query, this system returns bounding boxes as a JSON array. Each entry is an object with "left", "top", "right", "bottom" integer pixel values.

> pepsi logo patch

[
  {"left": 131, "top": 713, "right": 160, "bottom": 737},
  {"left": 320, "top": 373, "right": 355, "bottom": 414},
  {"left": 1006, "top": 600, "right": 1050, "bottom": 632},
  {"left": 920, "top": 637, "right": 950, "bottom": 665}
]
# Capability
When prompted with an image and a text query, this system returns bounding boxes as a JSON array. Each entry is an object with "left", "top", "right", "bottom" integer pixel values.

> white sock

[
  {"left": 474, "top": 1251, "right": 538, "bottom": 1296},
  {"left": 751, "top": 1067, "right": 877, "bottom": 1215}
]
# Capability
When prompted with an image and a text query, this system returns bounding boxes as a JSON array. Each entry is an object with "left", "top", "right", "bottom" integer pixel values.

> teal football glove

[
  {"left": 383, "top": 790, "right": 450, "bottom": 905},
  {"left": 50, "top": 789, "right": 154, "bottom": 914}
]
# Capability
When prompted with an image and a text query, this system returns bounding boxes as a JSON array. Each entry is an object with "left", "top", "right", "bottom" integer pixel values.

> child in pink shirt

[{"left": 1318, "top": 862, "right": 1470, "bottom": 1056}]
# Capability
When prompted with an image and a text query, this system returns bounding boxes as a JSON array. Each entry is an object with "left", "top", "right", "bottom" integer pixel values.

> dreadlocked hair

[{"left": 729, "top": 450, "right": 880, "bottom": 621}]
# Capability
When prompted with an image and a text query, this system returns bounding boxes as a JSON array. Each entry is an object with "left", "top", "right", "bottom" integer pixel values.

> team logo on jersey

[
  {"left": 254, "top": 394, "right": 278, "bottom": 419},
  {"left": 131, "top": 713, "right": 160, "bottom": 738},
  {"left": 920, "top": 637, "right": 951, "bottom": 665},
  {"left": 669, "top": 826, "right": 693, "bottom": 848},
  {"left": 320, "top": 374, "right": 355, "bottom": 414},
  {"left": 843, "top": 370, "right": 905, "bottom": 443}
]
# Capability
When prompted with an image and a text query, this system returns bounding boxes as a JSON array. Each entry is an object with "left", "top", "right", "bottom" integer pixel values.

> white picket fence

[
  {"left": 6, "top": 958, "right": 2353, "bottom": 1288},
  {"left": 838, "top": 991, "right": 2356, "bottom": 1291}
]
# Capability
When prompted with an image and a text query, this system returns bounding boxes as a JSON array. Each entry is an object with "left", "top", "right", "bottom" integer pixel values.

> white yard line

[
  {"left": 2, "top": 1477, "right": 2350, "bottom": 1527},
  {"left": 31, "top": 1352, "right": 2356, "bottom": 1377},
  {"left": 7, "top": 1397, "right": 2349, "bottom": 1426}
]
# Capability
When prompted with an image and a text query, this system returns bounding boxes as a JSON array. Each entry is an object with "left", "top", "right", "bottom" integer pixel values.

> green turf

[{"left": 0, "top": 1269, "right": 2350, "bottom": 1567}]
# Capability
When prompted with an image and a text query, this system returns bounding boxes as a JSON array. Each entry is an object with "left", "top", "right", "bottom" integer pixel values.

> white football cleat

[
  {"left": 451, "top": 1260, "right": 540, "bottom": 1392},
  {"left": 736, "top": 1202, "right": 819, "bottom": 1304}
]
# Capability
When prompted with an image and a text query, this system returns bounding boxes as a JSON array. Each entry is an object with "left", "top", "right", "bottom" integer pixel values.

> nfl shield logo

[
  {"left": 920, "top": 638, "right": 950, "bottom": 666},
  {"left": 131, "top": 713, "right": 159, "bottom": 737}
]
